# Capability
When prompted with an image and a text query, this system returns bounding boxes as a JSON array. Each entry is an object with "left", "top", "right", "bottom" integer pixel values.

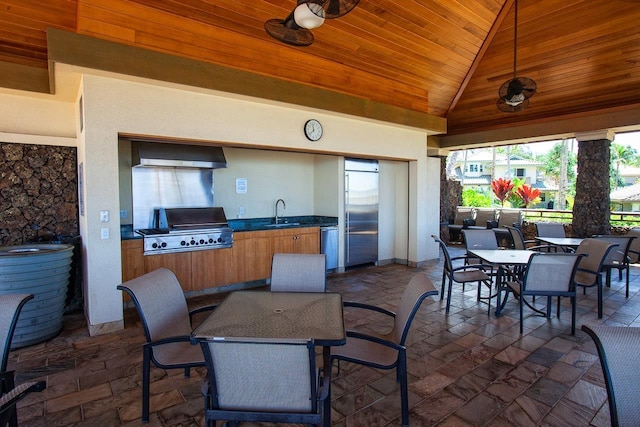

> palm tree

[{"left": 610, "top": 143, "right": 638, "bottom": 190}]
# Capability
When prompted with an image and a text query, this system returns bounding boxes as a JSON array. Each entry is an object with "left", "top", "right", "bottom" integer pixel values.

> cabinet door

[
  {"left": 233, "top": 231, "right": 271, "bottom": 283},
  {"left": 191, "top": 247, "right": 234, "bottom": 290},
  {"left": 271, "top": 227, "right": 320, "bottom": 255},
  {"left": 121, "top": 240, "right": 145, "bottom": 282},
  {"left": 144, "top": 252, "right": 193, "bottom": 291}
]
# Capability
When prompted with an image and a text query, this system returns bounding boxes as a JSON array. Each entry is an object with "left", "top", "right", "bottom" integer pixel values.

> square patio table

[
  {"left": 468, "top": 249, "right": 535, "bottom": 316},
  {"left": 192, "top": 290, "right": 345, "bottom": 427},
  {"left": 536, "top": 237, "right": 584, "bottom": 251}
]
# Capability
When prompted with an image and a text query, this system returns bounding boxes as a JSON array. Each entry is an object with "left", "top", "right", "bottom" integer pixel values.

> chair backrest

[
  {"left": 593, "top": 235, "right": 636, "bottom": 267},
  {"left": 498, "top": 209, "right": 522, "bottom": 228},
  {"left": 535, "top": 222, "right": 566, "bottom": 238},
  {"left": 200, "top": 338, "right": 317, "bottom": 413},
  {"left": 453, "top": 207, "right": 474, "bottom": 225},
  {"left": 507, "top": 226, "right": 527, "bottom": 250},
  {"left": 462, "top": 229, "right": 498, "bottom": 250},
  {"left": 117, "top": 268, "right": 192, "bottom": 342},
  {"left": 627, "top": 228, "right": 640, "bottom": 264},
  {"left": 582, "top": 325, "right": 640, "bottom": 426},
  {"left": 521, "top": 253, "right": 584, "bottom": 293},
  {"left": 474, "top": 208, "right": 497, "bottom": 227},
  {"left": 270, "top": 253, "right": 327, "bottom": 292},
  {"left": 390, "top": 273, "right": 438, "bottom": 345},
  {"left": 0, "top": 294, "right": 33, "bottom": 372},
  {"left": 432, "top": 235, "right": 454, "bottom": 274},
  {"left": 574, "top": 238, "right": 617, "bottom": 286}
]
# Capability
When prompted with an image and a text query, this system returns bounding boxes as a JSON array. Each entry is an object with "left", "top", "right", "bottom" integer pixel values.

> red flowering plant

[
  {"left": 491, "top": 178, "right": 514, "bottom": 207},
  {"left": 514, "top": 184, "right": 541, "bottom": 208}
]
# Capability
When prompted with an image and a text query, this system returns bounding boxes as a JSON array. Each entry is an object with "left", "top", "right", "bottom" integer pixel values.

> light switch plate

[{"left": 100, "top": 210, "right": 109, "bottom": 222}]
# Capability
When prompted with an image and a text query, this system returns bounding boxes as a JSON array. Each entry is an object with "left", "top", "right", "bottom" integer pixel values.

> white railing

[{"left": 521, "top": 208, "right": 640, "bottom": 226}]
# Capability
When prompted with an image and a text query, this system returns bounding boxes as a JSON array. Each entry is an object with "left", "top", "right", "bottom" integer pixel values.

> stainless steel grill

[{"left": 136, "top": 207, "right": 233, "bottom": 255}]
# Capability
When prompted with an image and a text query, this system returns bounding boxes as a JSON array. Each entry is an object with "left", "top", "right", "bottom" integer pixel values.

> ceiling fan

[
  {"left": 497, "top": 0, "right": 537, "bottom": 112},
  {"left": 265, "top": 0, "right": 360, "bottom": 47}
]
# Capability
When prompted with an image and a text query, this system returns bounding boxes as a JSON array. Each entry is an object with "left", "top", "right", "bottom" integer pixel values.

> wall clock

[{"left": 304, "top": 119, "right": 323, "bottom": 141}]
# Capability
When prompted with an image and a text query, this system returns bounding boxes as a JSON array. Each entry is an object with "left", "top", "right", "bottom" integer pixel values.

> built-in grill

[{"left": 136, "top": 207, "right": 233, "bottom": 255}]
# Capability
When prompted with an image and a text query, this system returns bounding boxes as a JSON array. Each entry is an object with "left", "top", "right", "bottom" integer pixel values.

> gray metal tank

[{"left": 0, "top": 244, "right": 74, "bottom": 348}]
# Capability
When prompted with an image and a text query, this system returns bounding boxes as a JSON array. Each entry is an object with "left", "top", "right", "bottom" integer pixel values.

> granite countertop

[{"left": 121, "top": 215, "right": 338, "bottom": 240}]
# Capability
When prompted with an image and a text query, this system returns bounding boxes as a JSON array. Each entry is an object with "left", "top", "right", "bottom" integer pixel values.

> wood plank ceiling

[{"left": 0, "top": 0, "right": 639, "bottom": 146}]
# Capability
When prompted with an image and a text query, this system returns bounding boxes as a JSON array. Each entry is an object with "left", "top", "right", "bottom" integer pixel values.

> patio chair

[
  {"left": 582, "top": 325, "right": 640, "bottom": 426},
  {"left": 447, "top": 207, "right": 474, "bottom": 242},
  {"left": 593, "top": 235, "right": 636, "bottom": 297},
  {"left": 198, "top": 337, "right": 329, "bottom": 426},
  {"left": 507, "top": 226, "right": 554, "bottom": 251},
  {"left": 573, "top": 239, "right": 617, "bottom": 319},
  {"left": 1, "top": 294, "right": 46, "bottom": 427},
  {"left": 627, "top": 228, "right": 640, "bottom": 265},
  {"left": 463, "top": 228, "right": 499, "bottom": 267},
  {"left": 270, "top": 253, "right": 326, "bottom": 292},
  {"left": 497, "top": 252, "right": 584, "bottom": 334},
  {"left": 432, "top": 235, "right": 492, "bottom": 313},
  {"left": 535, "top": 222, "right": 566, "bottom": 238},
  {"left": 330, "top": 273, "right": 438, "bottom": 427},
  {"left": 468, "top": 208, "right": 498, "bottom": 230},
  {"left": 493, "top": 209, "right": 523, "bottom": 247},
  {"left": 117, "top": 268, "right": 217, "bottom": 422}
]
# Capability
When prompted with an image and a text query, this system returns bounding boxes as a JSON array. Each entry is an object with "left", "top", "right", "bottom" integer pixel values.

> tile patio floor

[{"left": 9, "top": 244, "right": 638, "bottom": 426}]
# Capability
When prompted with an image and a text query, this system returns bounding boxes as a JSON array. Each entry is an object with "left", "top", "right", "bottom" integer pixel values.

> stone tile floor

[{"left": 9, "top": 244, "right": 639, "bottom": 426}]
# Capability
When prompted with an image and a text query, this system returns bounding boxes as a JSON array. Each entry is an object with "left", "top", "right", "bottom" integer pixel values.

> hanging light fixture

[
  {"left": 497, "top": 0, "right": 537, "bottom": 112},
  {"left": 265, "top": 0, "right": 359, "bottom": 46}
]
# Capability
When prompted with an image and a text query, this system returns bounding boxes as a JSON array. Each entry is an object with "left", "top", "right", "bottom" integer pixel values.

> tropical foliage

[
  {"left": 515, "top": 184, "right": 541, "bottom": 208},
  {"left": 491, "top": 177, "right": 514, "bottom": 206},
  {"left": 462, "top": 188, "right": 491, "bottom": 207}
]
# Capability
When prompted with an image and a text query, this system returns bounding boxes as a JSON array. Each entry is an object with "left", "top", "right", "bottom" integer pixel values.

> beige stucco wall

[{"left": 0, "top": 68, "right": 440, "bottom": 333}]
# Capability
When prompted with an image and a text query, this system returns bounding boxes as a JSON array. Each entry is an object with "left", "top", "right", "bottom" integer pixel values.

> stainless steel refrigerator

[{"left": 345, "top": 159, "right": 379, "bottom": 267}]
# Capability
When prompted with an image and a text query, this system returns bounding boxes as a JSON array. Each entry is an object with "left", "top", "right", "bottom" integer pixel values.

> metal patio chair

[
  {"left": 582, "top": 325, "right": 640, "bottom": 427},
  {"left": 573, "top": 239, "right": 617, "bottom": 319},
  {"left": 593, "top": 234, "right": 637, "bottom": 297},
  {"left": 198, "top": 337, "right": 330, "bottom": 426},
  {"left": 433, "top": 235, "right": 492, "bottom": 313},
  {"left": 270, "top": 253, "right": 327, "bottom": 292},
  {"left": 0, "top": 294, "right": 46, "bottom": 427},
  {"left": 497, "top": 252, "right": 584, "bottom": 334},
  {"left": 330, "top": 273, "right": 438, "bottom": 427},
  {"left": 117, "top": 268, "right": 217, "bottom": 422}
]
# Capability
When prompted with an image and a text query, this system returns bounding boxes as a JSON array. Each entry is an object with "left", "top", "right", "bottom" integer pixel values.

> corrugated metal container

[{"left": 0, "top": 244, "right": 74, "bottom": 348}]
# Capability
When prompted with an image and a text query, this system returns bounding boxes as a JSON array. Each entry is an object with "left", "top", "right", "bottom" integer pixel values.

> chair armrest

[
  {"left": 0, "top": 371, "right": 45, "bottom": 416},
  {"left": 189, "top": 304, "right": 217, "bottom": 326},
  {"left": 145, "top": 335, "right": 196, "bottom": 348},
  {"left": 344, "top": 330, "right": 405, "bottom": 351},
  {"left": 451, "top": 264, "right": 492, "bottom": 273},
  {"left": 343, "top": 301, "right": 395, "bottom": 318}
]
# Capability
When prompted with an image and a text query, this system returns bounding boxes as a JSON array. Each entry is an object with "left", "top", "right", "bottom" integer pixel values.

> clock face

[{"left": 304, "top": 119, "right": 323, "bottom": 141}]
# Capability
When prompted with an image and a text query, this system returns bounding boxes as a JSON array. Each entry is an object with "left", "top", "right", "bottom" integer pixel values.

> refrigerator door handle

[{"left": 345, "top": 172, "right": 350, "bottom": 263}]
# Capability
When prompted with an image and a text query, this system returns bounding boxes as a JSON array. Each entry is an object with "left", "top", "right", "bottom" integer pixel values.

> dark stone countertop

[{"left": 121, "top": 216, "right": 338, "bottom": 240}]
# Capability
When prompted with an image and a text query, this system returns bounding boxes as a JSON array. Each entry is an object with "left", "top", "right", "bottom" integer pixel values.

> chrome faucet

[{"left": 275, "top": 199, "right": 286, "bottom": 224}]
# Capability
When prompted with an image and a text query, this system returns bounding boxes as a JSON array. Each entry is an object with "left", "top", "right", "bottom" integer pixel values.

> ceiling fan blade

[
  {"left": 497, "top": 97, "right": 529, "bottom": 113},
  {"left": 321, "top": 0, "right": 360, "bottom": 19},
  {"left": 265, "top": 18, "right": 315, "bottom": 46}
]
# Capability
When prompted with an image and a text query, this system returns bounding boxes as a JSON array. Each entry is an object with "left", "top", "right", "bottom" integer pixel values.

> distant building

[
  {"left": 451, "top": 149, "right": 557, "bottom": 208},
  {"left": 611, "top": 184, "right": 640, "bottom": 212}
]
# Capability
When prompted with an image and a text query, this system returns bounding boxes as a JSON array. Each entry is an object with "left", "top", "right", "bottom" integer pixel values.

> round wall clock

[{"left": 304, "top": 119, "right": 323, "bottom": 141}]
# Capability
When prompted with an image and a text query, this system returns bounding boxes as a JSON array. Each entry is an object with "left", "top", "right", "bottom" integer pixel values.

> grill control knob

[
  {"left": 161, "top": 242, "right": 167, "bottom": 248},
  {"left": 199, "top": 239, "right": 205, "bottom": 244},
  {"left": 208, "top": 238, "right": 214, "bottom": 243},
  {"left": 190, "top": 240, "right": 196, "bottom": 245},
  {"left": 152, "top": 243, "right": 158, "bottom": 248},
  {"left": 181, "top": 241, "right": 186, "bottom": 246},
  {"left": 217, "top": 237, "right": 223, "bottom": 243}
]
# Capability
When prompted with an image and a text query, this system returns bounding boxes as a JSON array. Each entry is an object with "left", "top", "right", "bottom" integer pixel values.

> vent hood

[{"left": 131, "top": 140, "right": 227, "bottom": 169}]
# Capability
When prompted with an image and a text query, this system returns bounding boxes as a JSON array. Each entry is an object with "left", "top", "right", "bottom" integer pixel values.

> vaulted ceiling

[{"left": 1, "top": 0, "right": 639, "bottom": 149}]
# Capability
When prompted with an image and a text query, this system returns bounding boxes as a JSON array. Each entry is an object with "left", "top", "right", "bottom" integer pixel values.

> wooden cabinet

[
  {"left": 270, "top": 227, "right": 320, "bottom": 255},
  {"left": 144, "top": 251, "right": 193, "bottom": 291},
  {"left": 121, "top": 226, "right": 321, "bottom": 292},
  {"left": 191, "top": 247, "right": 234, "bottom": 290},
  {"left": 121, "top": 239, "right": 145, "bottom": 282},
  {"left": 232, "top": 231, "right": 271, "bottom": 283}
]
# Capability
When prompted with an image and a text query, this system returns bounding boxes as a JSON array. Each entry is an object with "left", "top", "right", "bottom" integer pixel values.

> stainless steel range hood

[{"left": 131, "top": 140, "right": 227, "bottom": 168}]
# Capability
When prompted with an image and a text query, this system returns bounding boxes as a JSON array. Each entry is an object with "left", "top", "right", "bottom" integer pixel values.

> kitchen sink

[{"left": 264, "top": 222, "right": 301, "bottom": 228}]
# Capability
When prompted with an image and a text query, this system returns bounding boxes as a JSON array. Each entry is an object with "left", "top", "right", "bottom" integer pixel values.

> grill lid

[{"left": 163, "top": 207, "right": 229, "bottom": 231}]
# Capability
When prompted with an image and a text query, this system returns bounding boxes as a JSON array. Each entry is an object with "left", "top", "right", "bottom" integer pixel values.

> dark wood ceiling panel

[{"left": 0, "top": 0, "right": 638, "bottom": 142}]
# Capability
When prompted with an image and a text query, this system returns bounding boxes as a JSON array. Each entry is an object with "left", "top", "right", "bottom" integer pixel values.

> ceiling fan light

[
  {"left": 505, "top": 93, "right": 525, "bottom": 106},
  {"left": 294, "top": 3, "right": 325, "bottom": 29}
]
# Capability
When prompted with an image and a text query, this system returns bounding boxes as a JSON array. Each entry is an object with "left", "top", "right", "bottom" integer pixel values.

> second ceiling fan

[{"left": 497, "top": 0, "right": 537, "bottom": 112}]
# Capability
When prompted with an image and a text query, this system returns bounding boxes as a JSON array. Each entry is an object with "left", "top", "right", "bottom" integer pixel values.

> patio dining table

[
  {"left": 536, "top": 237, "right": 584, "bottom": 252},
  {"left": 468, "top": 249, "right": 535, "bottom": 316},
  {"left": 191, "top": 290, "right": 346, "bottom": 427}
]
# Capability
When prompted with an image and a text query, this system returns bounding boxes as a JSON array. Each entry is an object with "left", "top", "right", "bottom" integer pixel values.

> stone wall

[
  {"left": 439, "top": 156, "right": 462, "bottom": 242},
  {"left": 573, "top": 139, "right": 611, "bottom": 237},
  {"left": 0, "top": 142, "right": 78, "bottom": 245}
]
